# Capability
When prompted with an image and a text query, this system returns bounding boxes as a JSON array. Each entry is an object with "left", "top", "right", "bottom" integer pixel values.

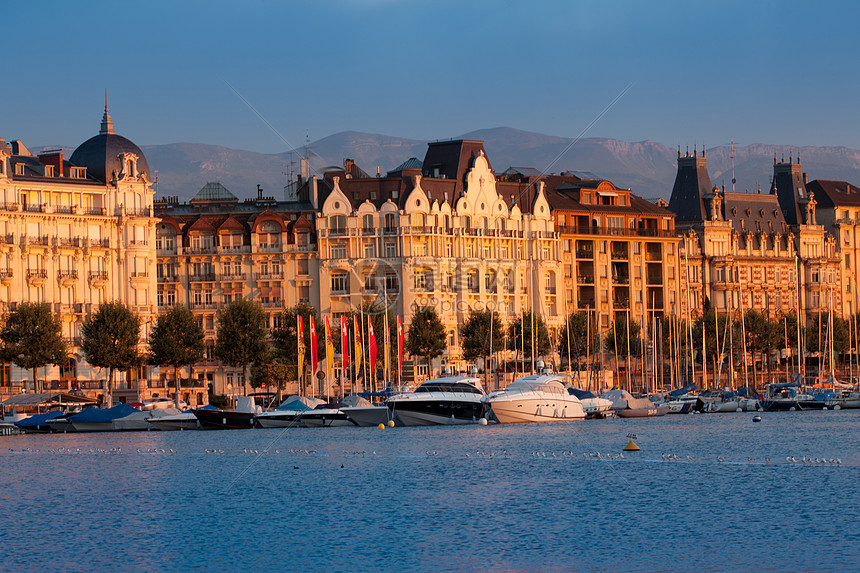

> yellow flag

[
  {"left": 325, "top": 316, "right": 335, "bottom": 379},
  {"left": 354, "top": 315, "right": 362, "bottom": 374}
]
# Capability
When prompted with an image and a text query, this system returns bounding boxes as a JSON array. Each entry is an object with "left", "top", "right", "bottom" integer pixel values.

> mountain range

[{"left": 40, "top": 127, "right": 860, "bottom": 202}]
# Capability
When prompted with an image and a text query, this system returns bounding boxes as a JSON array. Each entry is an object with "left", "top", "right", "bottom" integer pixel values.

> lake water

[{"left": 1, "top": 410, "right": 858, "bottom": 572}]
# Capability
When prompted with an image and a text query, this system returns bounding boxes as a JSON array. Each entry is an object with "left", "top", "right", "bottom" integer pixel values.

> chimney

[
  {"left": 257, "top": 184, "right": 263, "bottom": 199},
  {"left": 38, "top": 151, "right": 64, "bottom": 177},
  {"left": 803, "top": 172, "right": 808, "bottom": 185}
]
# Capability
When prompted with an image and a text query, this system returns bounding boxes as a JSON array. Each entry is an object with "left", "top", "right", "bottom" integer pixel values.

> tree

[
  {"left": 507, "top": 311, "right": 551, "bottom": 365},
  {"left": 148, "top": 304, "right": 205, "bottom": 408},
  {"left": 80, "top": 301, "right": 141, "bottom": 407},
  {"left": 741, "top": 310, "right": 781, "bottom": 378},
  {"left": 214, "top": 298, "right": 268, "bottom": 396},
  {"left": 603, "top": 315, "right": 640, "bottom": 359},
  {"left": 460, "top": 309, "right": 504, "bottom": 372},
  {"left": 406, "top": 306, "right": 447, "bottom": 376},
  {"left": 0, "top": 302, "right": 67, "bottom": 394},
  {"left": 558, "top": 311, "right": 597, "bottom": 367}
]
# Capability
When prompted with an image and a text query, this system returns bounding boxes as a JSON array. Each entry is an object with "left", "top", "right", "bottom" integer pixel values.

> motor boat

[
  {"left": 15, "top": 410, "right": 66, "bottom": 433},
  {"left": 568, "top": 387, "right": 614, "bottom": 418},
  {"left": 68, "top": 403, "right": 139, "bottom": 432},
  {"left": 113, "top": 408, "right": 182, "bottom": 431},
  {"left": 255, "top": 395, "right": 325, "bottom": 428},
  {"left": 484, "top": 374, "right": 586, "bottom": 424},
  {"left": 339, "top": 394, "right": 390, "bottom": 427},
  {"left": 387, "top": 375, "right": 486, "bottom": 426},
  {"left": 147, "top": 407, "right": 211, "bottom": 431},
  {"left": 602, "top": 389, "right": 669, "bottom": 417},
  {"left": 194, "top": 397, "right": 259, "bottom": 430},
  {"left": 299, "top": 404, "right": 356, "bottom": 427}
]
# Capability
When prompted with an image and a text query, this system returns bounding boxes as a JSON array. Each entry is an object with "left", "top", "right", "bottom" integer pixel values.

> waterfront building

[
  {"left": 0, "top": 106, "right": 158, "bottom": 401},
  {"left": 804, "top": 178, "right": 860, "bottom": 318},
  {"left": 315, "top": 140, "right": 560, "bottom": 379},
  {"left": 153, "top": 183, "right": 319, "bottom": 399},
  {"left": 668, "top": 149, "right": 841, "bottom": 322}
]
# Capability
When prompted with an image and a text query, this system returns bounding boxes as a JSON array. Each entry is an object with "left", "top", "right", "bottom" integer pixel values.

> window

[
  {"left": 364, "top": 275, "right": 377, "bottom": 291},
  {"left": 330, "top": 215, "right": 346, "bottom": 235},
  {"left": 331, "top": 272, "right": 348, "bottom": 293},
  {"left": 363, "top": 214, "right": 374, "bottom": 232},
  {"left": 15, "top": 164, "right": 25, "bottom": 176},
  {"left": 45, "top": 165, "right": 55, "bottom": 177},
  {"left": 364, "top": 242, "right": 376, "bottom": 258},
  {"left": 384, "top": 213, "right": 396, "bottom": 231},
  {"left": 385, "top": 272, "right": 398, "bottom": 292},
  {"left": 331, "top": 243, "right": 347, "bottom": 259},
  {"left": 384, "top": 242, "right": 397, "bottom": 257},
  {"left": 414, "top": 270, "right": 427, "bottom": 291},
  {"left": 811, "top": 269, "right": 820, "bottom": 283}
]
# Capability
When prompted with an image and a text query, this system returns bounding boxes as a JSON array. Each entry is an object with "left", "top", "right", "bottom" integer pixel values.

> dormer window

[
  {"left": 70, "top": 167, "right": 86, "bottom": 179},
  {"left": 15, "top": 163, "right": 25, "bottom": 176},
  {"left": 44, "top": 165, "right": 54, "bottom": 177},
  {"left": 119, "top": 153, "right": 139, "bottom": 179}
]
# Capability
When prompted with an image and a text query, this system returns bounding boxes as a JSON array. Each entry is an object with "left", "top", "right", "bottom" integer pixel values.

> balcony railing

[
  {"left": 556, "top": 225, "right": 677, "bottom": 239},
  {"left": 0, "top": 234, "right": 14, "bottom": 245},
  {"left": 0, "top": 202, "right": 19, "bottom": 212},
  {"left": 58, "top": 270, "right": 78, "bottom": 281},
  {"left": 0, "top": 268, "right": 12, "bottom": 278},
  {"left": 189, "top": 273, "right": 216, "bottom": 282},
  {"left": 577, "top": 275, "right": 594, "bottom": 284},
  {"left": 89, "top": 271, "right": 108, "bottom": 281},
  {"left": 131, "top": 271, "right": 149, "bottom": 279},
  {"left": 86, "top": 207, "right": 107, "bottom": 216},
  {"left": 89, "top": 238, "right": 110, "bottom": 248},
  {"left": 26, "top": 235, "right": 51, "bottom": 246},
  {"left": 125, "top": 206, "right": 152, "bottom": 217},
  {"left": 27, "top": 269, "right": 48, "bottom": 279},
  {"left": 254, "top": 272, "right": 279, "bottom": 280},
  {"left": 184, "top": 247, "right": 216, "bottom": 255},
  {"left": 221, "top": 273, "right": 248, "bottom": 281},
  {"left": 57, "top": 237, "right": 81, "bottom": 247}
]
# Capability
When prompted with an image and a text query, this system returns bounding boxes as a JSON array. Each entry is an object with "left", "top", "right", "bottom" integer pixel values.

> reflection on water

[{"left": 1, "top": 411, "right": 859, "bottom": 572}]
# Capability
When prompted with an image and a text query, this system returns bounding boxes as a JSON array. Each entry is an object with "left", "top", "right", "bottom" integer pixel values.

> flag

[
  {"left": 368, "top": 315, "right": 377, "bottom": 383},
  {"left": 383, "top": 313, "right": 390, "bottom": 385},
  {"left": 397, "top": 316, "right": 403, "bottom": 381},
  {"left": 325, "top": 316, "right": 334, "bottom": 380},
  {"left": 297, "top": 315, "right": 305, "bottom": 383},
  {"left": 341, "top": 315, "right": 349, "bottom": 378},
  {"left": 310, "top": 316, "right": 318, "bottom": 380},
  {"left": 354, "top": 315, "right": 362, "bottom": 374}
]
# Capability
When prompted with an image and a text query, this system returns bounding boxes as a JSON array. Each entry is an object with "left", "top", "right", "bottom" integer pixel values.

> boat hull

[
  {"left": 617, "top": 405, "right": 670, "bottom": 418},
  {"left": 488, "top": 398, "right": 586, "bottom": 424},
  {"left": 71, "top": 422, "right": 117, "bottom": 432},
  {"left": 255, "top": 412, "right": 303, "bottom": 428},
  {"left": 388, "top": 400, "right": 485, "bottom": 426},
  {"left": 300, "top": 410, "right": 356, "bottom": 427},
  {"left": 341, "top": 406, "right": 390, "bottom": 427},
  {"left": 194, "top": 410, "right": 257, "bottom": 430}
]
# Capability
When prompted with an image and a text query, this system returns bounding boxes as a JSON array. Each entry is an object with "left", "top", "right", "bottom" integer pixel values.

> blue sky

[{"left": 4, "top": 0, "right": 859, "bottom": 153}]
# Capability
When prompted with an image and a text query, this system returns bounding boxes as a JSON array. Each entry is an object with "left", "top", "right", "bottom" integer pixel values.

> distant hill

[{"left": 35, "top": 128, "right": 860, "bottom": 202}]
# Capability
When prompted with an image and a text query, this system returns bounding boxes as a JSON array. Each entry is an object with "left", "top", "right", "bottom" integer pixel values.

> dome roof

[{"left": 69, "top": 105, "right": 150, "bottom": 184}]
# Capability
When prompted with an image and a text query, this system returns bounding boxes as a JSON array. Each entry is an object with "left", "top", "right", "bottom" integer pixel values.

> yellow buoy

[
  {"left": 387, "top": 420, "right": 395, "bottom": 428},
  {"left": 378, "top": 423, "right": 385, "bottom": 430},
  {"left": 623, "top": 440, "right": 640, "bottom": 452}
]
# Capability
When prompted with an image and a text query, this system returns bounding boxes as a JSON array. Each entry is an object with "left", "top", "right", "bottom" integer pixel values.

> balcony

[
  {"left": 85, "top": 207, "right": 107, "bottom": 216},
  {"left": 221, "top": 273, "right": 248, "bottom": 281},
  {"left": 0, "top": 268, "right": 11, "bottom": 284},
  {"left": 253, "top": 272, "right": 279, "bottom": 281},
  {"left": 545, "top": 286, "right": 557, "bottom": 295},
  {"left": 184, "top": 247, "right": 216, "bottom": 256},
  {"left": 26, "top": 235, "right": 51, "bottom": 246},
  {"left": 0, "top": 202, "right": 19, "bottom": 212},
  {"left": 328, "top": 228, "right": 347, "bottom": 237},
  {"left": 612, "top": 276, "right": 630, "bottom": 285},
  {"left": 284, "top": 243, "right": 316, "bottom": 252},
  {"left": 57, "top": 237, "right": 81, "bottom": 248},
  {"left": 27, "top": 269, "right": 48, "bottom": 285},
  {"left": 383, "top": 227, "right": 397, "bottom": 235},
  {"left": 217, "top": 245, "right": 250, "bottom": 254},
  {"left": 557, "top": 225, "right": 677, "bottom": 239},
  {"left": 0, "top": 234, "right": 14, "bottom": 246},
  {"left": 189, "top": 273, "right": 216, "bottom": 282},
  {"left": 89, "top": 271, "right": 108, "bottom": 286},
  {"left": 58, "top": 270, "right": 78, "bottom": 285},
  {"left": 125, "top": 206, "right": 152, "bottom": 217},
  {"left": 25, "top": 204, "right": 46, "bottom": 213},
  {"left": 88, "top": 237, "right": 110, "bottom": 248},
  {"left": 362, "top": 228, "right": 375, "bottom": 236},
  {"left": 575, "top": 248, "right": 593, "bottom": 259},
  {"left": 256, "top": 243, "right": 282, "bottom": 253},
  {"left": 577, "top": 274, "right": 594, "bottom": 284}
]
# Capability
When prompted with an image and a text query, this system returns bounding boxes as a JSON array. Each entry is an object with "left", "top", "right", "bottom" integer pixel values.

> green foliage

[
  {"left": 148, "top": 304, "right": 205, "bottom": 369},
  {"left": 806, "top": 313, "right": 849, "bottom": 354},
  {"left": 80, "top": 302, "right": 141, "bottom": 404},
  {"left": 214, "top": 298, "right": 269, "bottom": 369},
  {"left": 557, "top": 311, "right": 597, "bottom": 363},
  {"left": 603, "top": 315, "right": 640, "bottom": 357},
  {"left": 149, "top": 304, "right": 205, "bottom": 403},
  {"left": 249, "top": 354, "right": 291, "bottom": 390},
  {"left": 405, "top": 306, "right": 447, "bottom": 369},
  {"left": 460, "top": 310, "right": 504, "bottom": 362},
  {"left": 507, "top": 311, "right": 551, "bottom": 359},
  {"left": 692, "top": 309, "right": 738, "bottom": 364},
  {"left": 0, "top": 302, "right": 67, "bottom": 394}
]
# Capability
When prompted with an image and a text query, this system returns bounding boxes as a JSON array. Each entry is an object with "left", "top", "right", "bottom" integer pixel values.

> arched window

[
  {"left": 330, "top": 215, "right": 346, "bottom": 235},
  {"left": 384, "top": 213, "right": 396, "bottom": 231},
  {"left": 362, "top": 214, "right": 374, "bottom": 232}
]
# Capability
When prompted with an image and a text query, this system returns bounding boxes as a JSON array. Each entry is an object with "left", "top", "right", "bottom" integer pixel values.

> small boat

[
  {"left": 113, "top": 408, "right": 182, "bottom": 431},
  {"left": 485, "top": 374, "right": 586, "bottom": 424},
  {"left": 255, "top": 395, "right": 325, "bottom": 428},
  {"left": 14, "top": 410, "right": 66, "bottom": 433},
  {"left": 602, "top": 389, "right": 668, "bottom": 417},
  {"left": 664, "top": 383, "right": 698, "bottom": 414},
  {"left": 387, "top": 375, "right": 486, "bottom": 426},
  {"left": 194, "top": 397, "right": 259, "bottom": 430},
  {"left": 299, "top": 404, "right": 356, "bottom": 427},
  {"left": 69, "top": 403, "right": 139, "bottom": 432},
  {"left": 45, "top": 415, "right": 76, "bottom": 433},
  {"left": 148, "top": 407, "right": 215, "bottom": 431},
  {"left": 339, "top": 394, "right": 390, "bottom": 427},
  {"left": 568, "top": 388, "right": 614, "bottom": 418}
]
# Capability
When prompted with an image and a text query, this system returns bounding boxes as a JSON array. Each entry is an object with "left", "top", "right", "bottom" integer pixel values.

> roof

[
  {"left": 191, "top": 182, "right": 238, "bottom": 203},
  {"left": 387, "top": 157, "right": 423, "bottom": 176},
  {"left": 68, "top": 109, "right": 150, "bottom": 184},
  {"left": 421, "top": 140, "right": 489, "bottom": 195},
  {"left": 667, "top": 153, "right": 711, "bottom": 223},
  {"left": 2, "top": 392, "right": 98, "bottom": 407},
  {"left": 722, "top": 192, "right": 787, "bottom": 234},
  {"left": 806, "top": 179, "right": 860, "bottom": 208}
]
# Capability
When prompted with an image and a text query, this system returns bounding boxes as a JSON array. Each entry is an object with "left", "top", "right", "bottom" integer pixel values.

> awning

[
  {"left": 2, "top": 392, "right": 99, "bottom": 407},
  {"left": 597, "top": 191, "right": 619, "bottom": 197},
  {"left": 260, "top": 285, "right": 271, "bottom": 297},
  {"left": 272, "top": 285, "right": 282, "bottom": 298}
]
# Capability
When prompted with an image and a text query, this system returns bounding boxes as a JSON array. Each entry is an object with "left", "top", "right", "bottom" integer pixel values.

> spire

[{"left": 99, "top": 93, "right": 115, "bottom": 135}]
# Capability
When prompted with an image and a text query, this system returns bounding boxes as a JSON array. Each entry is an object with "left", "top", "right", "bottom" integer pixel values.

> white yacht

[
  {"left": 484, "top": 374, "right": 586, "bottom": 424},
  {"left": 387, "top": 375, "right": 486, "bottom": 426},
  {"left": 255, "top": 396, "right": 325, "bottom": 428}
]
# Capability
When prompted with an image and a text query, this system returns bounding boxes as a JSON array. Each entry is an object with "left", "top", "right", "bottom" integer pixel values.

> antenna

[{"left": 731, "top": 137, "right": 736, "bottom": 193}]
